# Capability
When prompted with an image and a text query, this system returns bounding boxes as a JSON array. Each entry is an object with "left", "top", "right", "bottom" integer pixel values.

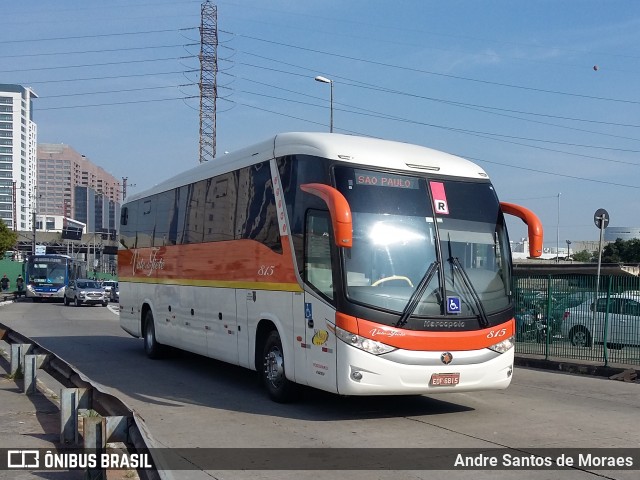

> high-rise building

[
  {"left": 37, "top": 143, "right": 121, "bottom": 225},
  {"left": 0, "top": 84, "right": 38, "bottom": 231}
]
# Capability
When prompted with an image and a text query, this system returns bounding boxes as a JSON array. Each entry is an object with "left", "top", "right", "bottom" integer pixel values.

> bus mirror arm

[
  {"left": 500, "top": 202, "right": 544, "bottom": 258},
  {"left": 300, "top": 183, "right": 353, "bottom": 248}
]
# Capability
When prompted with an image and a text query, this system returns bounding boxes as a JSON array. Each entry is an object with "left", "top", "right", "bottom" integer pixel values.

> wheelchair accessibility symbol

[{"left": 446, "top": 296, "right": 461, "bottom": 314}]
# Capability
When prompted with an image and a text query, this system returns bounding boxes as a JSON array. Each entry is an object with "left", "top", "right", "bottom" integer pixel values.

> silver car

[
  {"left": 64, "top": 279, "right": 108, "bottom": 307},
  {"left": 561, "top": 293, "right": 640, "bottom": 347}
]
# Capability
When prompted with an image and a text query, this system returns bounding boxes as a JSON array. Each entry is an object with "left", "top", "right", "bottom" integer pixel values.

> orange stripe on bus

[
  {"left": 118, "top": 276, "right": 302, "bottom": 292},
  {"left": 336, "top": 312, "right": 514, "bottom": 351},
  {"left": 117, "top": 236, "right": 299, "bottom": 286}
]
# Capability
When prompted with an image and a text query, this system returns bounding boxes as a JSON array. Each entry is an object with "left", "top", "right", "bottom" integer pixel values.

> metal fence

[{"left": 513, "top": 274, "right": 640, "bottom": 367}]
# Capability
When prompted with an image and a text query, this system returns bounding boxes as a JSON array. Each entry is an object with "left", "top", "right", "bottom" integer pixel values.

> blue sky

[{"left": 3, "top": 0, "right": 640, "bottom": 248}]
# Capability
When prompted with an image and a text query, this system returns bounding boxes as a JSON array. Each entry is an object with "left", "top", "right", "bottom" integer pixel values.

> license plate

[{"left": 430, "top": 373, "right": 460, "bottom": 386}]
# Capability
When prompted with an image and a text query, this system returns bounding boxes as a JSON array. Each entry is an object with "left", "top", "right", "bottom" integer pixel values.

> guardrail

[{"left": 0, "top": 322, "right": 168, "bottom": 480}]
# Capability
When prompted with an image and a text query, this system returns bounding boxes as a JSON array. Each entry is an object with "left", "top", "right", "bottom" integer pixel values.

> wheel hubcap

[{"left": 265, "top": 347, "right": 284, "bottom": 386}]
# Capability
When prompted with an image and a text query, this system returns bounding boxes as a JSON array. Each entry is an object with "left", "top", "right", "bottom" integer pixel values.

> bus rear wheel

[
  {"left": 143, "top": 310, "right": 166, "bottom": 359},
  {"left": 262, "top": 330, "right": 297, "bottom": 403}
]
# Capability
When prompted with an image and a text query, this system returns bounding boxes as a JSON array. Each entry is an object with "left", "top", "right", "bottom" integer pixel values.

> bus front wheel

[
  {"left": 143, "top": 310, "right": 166, "bottom": 359},
  {"left": 262, "top": 330, "right": 297, "bottom": 403}
]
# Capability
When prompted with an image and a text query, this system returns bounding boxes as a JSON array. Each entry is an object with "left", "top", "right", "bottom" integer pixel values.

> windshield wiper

[
  {"left": 395, "top": 261, "right": 439, "bottom": 328},
  {"left": 448, "top": 256, "right": 490, "bottom": 328}
]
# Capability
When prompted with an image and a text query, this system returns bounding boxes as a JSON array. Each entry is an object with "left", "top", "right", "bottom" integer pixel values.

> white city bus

[{"left": 118, "top": 132, "right": 542, "bottom": 402}]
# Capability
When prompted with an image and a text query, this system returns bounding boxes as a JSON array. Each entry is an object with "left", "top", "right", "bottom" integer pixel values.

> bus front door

[{"left": 303, "top": 294, "right": 338, "bottom": 392}]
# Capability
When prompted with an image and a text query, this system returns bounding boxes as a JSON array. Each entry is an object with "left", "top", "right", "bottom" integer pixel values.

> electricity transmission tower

[{"left": 199, "top": 1, "right": 218, "bottom": 163}]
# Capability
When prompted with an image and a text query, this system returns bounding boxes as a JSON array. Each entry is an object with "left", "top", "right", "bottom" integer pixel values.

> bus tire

[
  {"left": 143, "top": 310, "right": 166, "bottom": 359},
  {"left": 262, "top": 330, "right": 298, "bottom": 403}
]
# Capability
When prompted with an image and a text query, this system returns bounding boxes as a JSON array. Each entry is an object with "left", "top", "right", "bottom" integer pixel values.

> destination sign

[
  {"left": 354, "top": 170, "right": 418, "bottom": 189},
  {"left": 34, "top": 258, "right": 63, "bottom": 263}
]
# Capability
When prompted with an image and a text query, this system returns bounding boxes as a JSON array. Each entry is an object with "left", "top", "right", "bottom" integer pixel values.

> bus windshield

[
  {"left": 335, "top": 166, "right": 511, "bottom": 318},
  {"left": 27, "top": 259, "right": 68, "bottom": 286}
]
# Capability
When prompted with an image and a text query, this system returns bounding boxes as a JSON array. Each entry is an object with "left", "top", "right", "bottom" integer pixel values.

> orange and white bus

[{"left": 118, "top": 132, "right": 542, "bottom": 402}]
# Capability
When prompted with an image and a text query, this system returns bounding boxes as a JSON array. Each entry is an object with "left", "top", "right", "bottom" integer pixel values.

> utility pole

[
  {"left": 12, "top": 181, "right": 17, "bottom": 231},
  {"left": 32, "top": 209, "right": 36, "bottom": 255},
  {"left": 31, "top": 187, "right": 39, "bottom": 255},
  {"left": 122, "top": 177, "right": 136, "bottom": 201},
  {"left": 199, "top": 0, "right": 218, "bottom": 163}
]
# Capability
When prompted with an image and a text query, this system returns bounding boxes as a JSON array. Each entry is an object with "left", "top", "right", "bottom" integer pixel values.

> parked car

[
  {"left": 64, "top": 279, "right": 108, "bottom": 307},
  {"left": 561, "top": 293, "right": 640, "bottom": 347},
  {"left": 547, "top": 292, "right": 594, "bottom": 336}
]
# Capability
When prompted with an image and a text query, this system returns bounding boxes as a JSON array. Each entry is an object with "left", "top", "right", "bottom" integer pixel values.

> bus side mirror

[
  {"left": 500, "top": 202, "right": 544, "bottom": 258},
  {"left": 300, "top": 183, "right": 353, "bottom": 248}
]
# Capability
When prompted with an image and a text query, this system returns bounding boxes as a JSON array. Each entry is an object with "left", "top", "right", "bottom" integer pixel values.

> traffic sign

[{"left": 593, "top": 208, "right": 609, "bottom": 230}]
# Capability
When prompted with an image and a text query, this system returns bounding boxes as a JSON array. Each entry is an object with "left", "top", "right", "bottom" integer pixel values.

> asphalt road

[{"left": 1, "top": 300, "right": 638, "bottom": 480}]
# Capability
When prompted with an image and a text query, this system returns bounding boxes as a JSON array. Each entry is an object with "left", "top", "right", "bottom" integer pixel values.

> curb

[{"left": 515, "top": 355, "right": 640, "bottom": 382}]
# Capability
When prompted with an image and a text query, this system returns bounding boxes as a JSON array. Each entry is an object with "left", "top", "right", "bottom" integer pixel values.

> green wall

[{"left": 0, "top": 259, "right": 24, "bottom": 289}]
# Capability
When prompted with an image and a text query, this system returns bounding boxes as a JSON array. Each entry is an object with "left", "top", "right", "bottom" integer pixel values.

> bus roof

[{"left": 126, "top": 132, "right": 488, "bottom": 203}]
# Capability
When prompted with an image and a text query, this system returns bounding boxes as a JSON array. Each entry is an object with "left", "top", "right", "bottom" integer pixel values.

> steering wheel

[{"left": 372, "top": 275, "right": 414, "bottom": 288}]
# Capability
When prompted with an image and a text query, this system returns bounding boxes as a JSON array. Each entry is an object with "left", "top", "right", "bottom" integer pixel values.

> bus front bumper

[{"left": 335, "top": 341, "right": 514, "bottom": 396}]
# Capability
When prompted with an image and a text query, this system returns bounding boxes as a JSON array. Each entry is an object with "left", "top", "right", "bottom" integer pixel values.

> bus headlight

[
  {"left": 487, "top": 335, "right": 515, "bottom": 354},
  {"left": 335, "top": 326, "right": 397, "bottom": 355}
]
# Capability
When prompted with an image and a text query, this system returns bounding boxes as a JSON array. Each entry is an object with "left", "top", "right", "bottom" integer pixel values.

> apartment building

[
  {"left": 0, "top": 84, "right": 38, "bottom": 231},
  {"left": 37, "top": 143, "right": 121, "bottom": 217}
]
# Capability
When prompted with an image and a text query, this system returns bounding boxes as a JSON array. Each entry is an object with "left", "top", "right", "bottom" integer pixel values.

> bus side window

[
  {"left": 120, "top": 202, "right": 138, "bottom": 249},
  {"left": 304, "top": 211, "right": 334, "bottom": 301}
]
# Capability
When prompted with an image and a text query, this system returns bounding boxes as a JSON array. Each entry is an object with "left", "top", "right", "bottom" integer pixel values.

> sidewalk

[
  {"left": 0, "top": 355, "right": 85, "bottom": 480},
  {"left": 0, "top": 350, "right": 139, "bottom": 480}
]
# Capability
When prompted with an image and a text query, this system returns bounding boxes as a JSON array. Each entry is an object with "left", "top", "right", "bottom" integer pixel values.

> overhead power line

[
  {"left": 40, "top": 84, "right": 197, "bottom": 99},
  {"left": 2, "top": 27, "right": 197, "bottom": 44},
  {"left": 0, "top": 56, "right": 196, "bottom": 74},
  {"left": 36, "top": 96, "right": 198, "bottom": 111},
  {"left": 18, "top": 69, "right": 198, "bottom": 85},
  {"left": 227, "top": 31, "right": 640, "bottom": 106},
  {"left": 236, "top": 57, "right": 640, "bottom": 144},
  {"left": 229, "top": 98, "right": 640, "bottom": 190},
  {"left": 0, "top": 43, "right": 198, "bottom": 59},
  {"left": 235, "top": 88, "right": 640, "bottom": 166}
]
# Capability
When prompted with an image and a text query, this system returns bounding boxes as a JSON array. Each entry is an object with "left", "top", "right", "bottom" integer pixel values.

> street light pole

[
  {"left": 556, "top": 192, "right": 561, "bottom": 263},
  {"left": 32, "top": 209, "right": 36, "bottom": 255},
  {"left": 314, "top": 75, "right": 333, "bottom": 132},
  {"left": 31, "top": 187, "right": 39, "bottom": 255}
]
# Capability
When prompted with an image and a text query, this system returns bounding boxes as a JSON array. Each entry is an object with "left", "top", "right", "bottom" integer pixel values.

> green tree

[
  {"left": 0, "top": 221, "right": 18, "bottom": 257},
  {"left": 572, "top": 250, "right": 595, "bottom": 262},
  {"left": 602, "top": 238, "right": 640, "bottom": 263}
]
